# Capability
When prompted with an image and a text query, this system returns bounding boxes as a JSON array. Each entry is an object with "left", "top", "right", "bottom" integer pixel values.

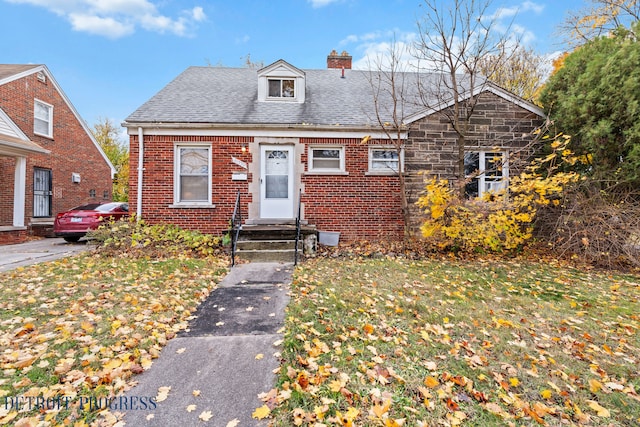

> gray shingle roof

[{"left": 125, "top": 66, "right": 432, "bottom": 127}]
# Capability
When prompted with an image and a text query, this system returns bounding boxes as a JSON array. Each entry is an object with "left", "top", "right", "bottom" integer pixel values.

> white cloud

[
  {"left": 308, "top": 0, "right": 341, "bottom": 8},
  {"left": 492, "top": 1, "right": 544, "bottom": 20},
  {"left": 68, "top": 13, "right": 134, "bottom": 38},
  {"left": 5, "top": 0, "right": 207, "bottom": 38}
]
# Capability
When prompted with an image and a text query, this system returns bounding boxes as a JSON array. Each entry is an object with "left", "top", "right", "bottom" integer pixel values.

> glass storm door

[{"left": 260, "top": 145, "right": 294, "bottom": 219}]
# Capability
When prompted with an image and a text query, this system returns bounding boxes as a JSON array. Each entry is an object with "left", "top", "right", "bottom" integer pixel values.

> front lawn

[
  {"left": 264, "top": 257, "right": 640, "bottom": 426},
  {"left": 0, "top": 253, "right": 227, "bottom": 426}
]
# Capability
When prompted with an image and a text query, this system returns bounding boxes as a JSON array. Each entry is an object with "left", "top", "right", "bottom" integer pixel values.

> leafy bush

[
  {"left": 417, "top": 135, "right": 583, "bottom": 253},
  {"left": 88, "top": 216, "right": 224, "bottom": 259}
]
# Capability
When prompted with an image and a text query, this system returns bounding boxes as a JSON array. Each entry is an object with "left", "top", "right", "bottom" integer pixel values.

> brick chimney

[{"left": 327, "top": 50, "right": 352, "bottom": 69}]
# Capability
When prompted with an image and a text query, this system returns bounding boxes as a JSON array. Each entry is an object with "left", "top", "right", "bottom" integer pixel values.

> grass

[
  {"left": 0, "top": 252, "right": 227, "bottom": 426},
  {"left": 265, "top": 257, "right": 640, "bottom": 426}
]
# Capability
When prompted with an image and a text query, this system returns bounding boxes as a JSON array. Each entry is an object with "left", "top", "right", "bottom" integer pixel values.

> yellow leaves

[
  {"left": 424, "top": 376, "right": 440, "bottom": 388},
  {"left": 198, "top": 410, "right": 213, "bottom": 422},
  {"left": 540, "top": 389, "right": 553, "bottom": 400},
  {"left": 252, "top": 405, "right": 271, "bottom": 420},
  {"left": 192, "top": 389, "right": 201, "bottom": 397},
  {"left": 155, "top": 385, "right": 171, "bottom": 403},
  {"left": 335, "top": 407, "right": 360, "bottom": 427},
  {"left": 587, "top": 400, "right": 610, "bottom": 417},
  {"left": 186, "top": 404, "right": 196, "bottom": 412},
  {"left": 363, "top": 323, "right": 375, "bottom": 335},
  {"left": 589, "top": 378, "right": 603, "bottom": 393}
]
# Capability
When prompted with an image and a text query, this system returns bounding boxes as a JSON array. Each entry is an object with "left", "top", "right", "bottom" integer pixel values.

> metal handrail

[
  {"left": 230, "top": 190, "right": 242, "bottom": 266},
  {"left": 294, "top": 188, "right": 302, "bottom": 266}
]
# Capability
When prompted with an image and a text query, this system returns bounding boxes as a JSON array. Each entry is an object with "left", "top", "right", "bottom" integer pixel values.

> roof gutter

[
  {"left": 137, "top": 127, "right": 144, "bottom": 221},
  {"left": 122, "top": 122, "right": 406, "bottom": 139}
]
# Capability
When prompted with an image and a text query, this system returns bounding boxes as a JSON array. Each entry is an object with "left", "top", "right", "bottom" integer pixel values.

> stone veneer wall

[{"left": 404, "top": 91, "right": 544, "bottom": 235}]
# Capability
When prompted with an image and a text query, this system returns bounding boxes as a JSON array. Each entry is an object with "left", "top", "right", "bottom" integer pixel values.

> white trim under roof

[
  {"left": 0, "top": 107, "right": 49, "bottom": 156},
  {"left": 123, "top": 123, "right": 404, "bottom": 140},
  {"left": 404, "top": 81, "right": 545, "bottom": 124}
]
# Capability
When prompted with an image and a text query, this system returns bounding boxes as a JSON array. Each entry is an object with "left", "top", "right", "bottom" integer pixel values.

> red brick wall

[
  {"left": 0, "top": 71, "right": 113, "bottom": 231},
  {"left": 129, "top": 134, "right": 405, "bottom": 241},
  {"left": 128, "top": 135, "right": 253, "bottom": 236},
  {"left": 301, "top": 138, "right": 404, "bottom": 241}
]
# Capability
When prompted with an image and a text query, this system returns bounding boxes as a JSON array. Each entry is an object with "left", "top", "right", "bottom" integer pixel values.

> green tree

[
  {"left": 539, "top": 24, "right": 640, "bottom": 188},
  {"left": 92, "top": 118, "right": 129, "bottom": 201}
]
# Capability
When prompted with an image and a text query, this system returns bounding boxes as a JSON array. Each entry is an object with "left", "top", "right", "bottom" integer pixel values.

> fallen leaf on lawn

[
  {"left": 186, "top": 404, "right": 196, "bottom": 413},
  {"left": 424, "top": 376, "right": 439, "bottom": 388},
  {"left": 589, "top": 379, "right": 602, "bottom": 393},
  {"left": 176, "top": 348, "right": 186, "bottom": 354},
  {"left": 273, "top": 339, "right": 283, "bottom": 346},
  {"left": 255, "top": 353, "right": 264, "bottom": 360},
  {"left": 226, "top": 419, "right": 240, "bottom": 427},
  {"left": 252, "top": 405, "right": 271, "bottom": 419},
  {"left": 199, "top": 410, "right": 213, "bottom": 421},
  {"left": 540, "top": 389, "right": 552, "bottom": 400},
  {"left": 156, "top": 386, "right": 171, "bottom": 402},
  {"left": 587, "top": 400, "right": 610, "bottom": 417}
]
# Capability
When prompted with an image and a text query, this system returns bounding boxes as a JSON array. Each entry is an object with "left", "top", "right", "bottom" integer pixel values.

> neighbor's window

[
  {"left": 175, "top": 145, "right": 211, "bottom": 204},
  {"left": 268, "top": 79, "right": 295, "bottom": 98},
  {"left": 34, "top": 99, "right": 53, "bottom": 138},
  {"left": 369, "top": 147, "right": 403, "bottom": 173},
  {"left": 464, "top": 151, "right": 507, "bottom": 198},
  {"left": 309, "top": 146, "right": 345, "bottom": 172}
]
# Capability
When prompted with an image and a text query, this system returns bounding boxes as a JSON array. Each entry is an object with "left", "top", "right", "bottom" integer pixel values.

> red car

[{"left": 54, "top": 202, "right": 129, "bottom": 242}]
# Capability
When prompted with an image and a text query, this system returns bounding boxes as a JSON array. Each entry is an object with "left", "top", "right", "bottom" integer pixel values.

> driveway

[{"left": 0, "top": 237, "right": 92, "bottom": 272}]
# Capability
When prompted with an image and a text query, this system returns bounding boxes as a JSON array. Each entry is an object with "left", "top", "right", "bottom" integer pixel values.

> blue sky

[{"left": 1, "top": 0, "right": 584, "bottom": 138}]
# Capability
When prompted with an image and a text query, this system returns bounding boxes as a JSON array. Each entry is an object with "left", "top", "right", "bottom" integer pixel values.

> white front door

[{"left": 260, "top": 145, "right": 294, "bottom": 219}]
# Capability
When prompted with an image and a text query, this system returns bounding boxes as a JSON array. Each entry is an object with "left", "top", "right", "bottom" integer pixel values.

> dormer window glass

[{"left": 268, "top": 79, "right": 295, "bottom": 98}]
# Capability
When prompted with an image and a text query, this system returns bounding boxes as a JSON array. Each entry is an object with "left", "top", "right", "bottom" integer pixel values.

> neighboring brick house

[
  {"left": 123, "top": 52, "right": 544, "bottom": 242},
  {"left": 0, "top": 65, "right": 115, "bottom": 244}
]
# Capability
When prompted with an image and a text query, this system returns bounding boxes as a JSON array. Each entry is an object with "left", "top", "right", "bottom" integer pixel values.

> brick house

[
  {"left": 123, "top": 52, "right": 544, "bottom": 242},
  {"left": 0, "top": 65, "right": 115, "bottom": 244}
]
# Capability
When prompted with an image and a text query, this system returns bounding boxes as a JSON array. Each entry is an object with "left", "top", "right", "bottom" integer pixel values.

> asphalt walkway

[{"left": 120, "top": 262, "right": 292, "bottom": 427}]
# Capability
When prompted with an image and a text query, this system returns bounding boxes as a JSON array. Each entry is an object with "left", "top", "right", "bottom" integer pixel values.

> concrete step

[
  {"left": 236, "top": 239, "right": 297, "bottom": 251},
  {"left": 235, "top": 248, "right": 297, "bottom": 263}
]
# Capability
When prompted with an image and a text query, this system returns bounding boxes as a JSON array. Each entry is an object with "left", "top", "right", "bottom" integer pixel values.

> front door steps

[{"left": 234, "top": 224, "right": 317, "bottom": 263}]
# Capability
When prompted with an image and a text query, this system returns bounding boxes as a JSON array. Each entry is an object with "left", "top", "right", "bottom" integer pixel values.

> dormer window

[
  {"left": 268, "top": 79, "right": 295, "bottom": 98},
  {"left": 258, "top": 60, "right": 305, "bottom": 103}
]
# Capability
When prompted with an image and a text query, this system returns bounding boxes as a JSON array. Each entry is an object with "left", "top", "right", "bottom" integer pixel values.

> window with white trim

[
  {"left": 174, "top": 145, "right": 212, "bottom": 205},
  {"left": 464, "top": 151, "right": 508, "bottom": 198},
  {"left": 368, "top": 147, "right": 403, "bottom": 174},
  {"left": 309, "top": 146, "right": 345, "bottom": 173},
  {"left": 268, "top": 79, "right": 295, "bottom": 98},
  {"left": 34, "top": 99, "right": 53, "bottom": 138}
]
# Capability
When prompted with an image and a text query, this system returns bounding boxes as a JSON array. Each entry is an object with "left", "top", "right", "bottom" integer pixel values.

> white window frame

[
  {"left": 268, "top": 78, "right": 296, "bottom": 99},
  {"left": 34, "top": 99, "right": 53, "bottom": 138},
  {"left": 464, "top": 150, "right": 509, "bottom": 198},
  {"left": 367, "top": 146, "right": 404, "bottom": 175},
  {"left": 173, "top": 143, "right": 213, "bottom": 207},
  {"left": 308, "top": 145, "right": 346, "bottom": 174}
]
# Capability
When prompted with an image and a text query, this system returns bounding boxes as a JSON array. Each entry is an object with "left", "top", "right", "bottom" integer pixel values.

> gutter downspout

[{"left": 137, "top": 127, "right": 144, "bottom": 221}]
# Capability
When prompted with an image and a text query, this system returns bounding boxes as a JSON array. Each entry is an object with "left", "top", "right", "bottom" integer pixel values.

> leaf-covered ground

[
  {"left": 263, "top": 257, "right": 640, "bottom": 426},
  {"left": 0, "top": 253, "right": 227, "bottom": 426}
]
